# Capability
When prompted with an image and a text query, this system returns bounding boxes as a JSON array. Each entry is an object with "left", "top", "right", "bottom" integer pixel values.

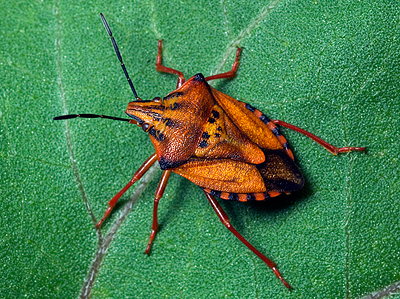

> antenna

[
  {"left": 53, "top": 14, "right": 141, "bottom": 122},
  {"left": 53, "top": 114, "right": 132, "bottom": 121},
  {"left": 100, "top": 13, "right": 140, "bottom": 100}
]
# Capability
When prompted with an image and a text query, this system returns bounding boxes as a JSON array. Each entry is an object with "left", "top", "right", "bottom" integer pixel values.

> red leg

[
  {"left": 205, "top": 47, "right": 242, "bottom": 81},
  {"left": 144, "top": 170, "right": 172, "bottom": 254},
  {"left": 204, "top": 192, "right": 292, "bottom": 289},
  {"left": 155, "top": 40, "right": 186, "bottom": 89},
  {"left": 272, "top": 119, "right": 366, "bottom": 155},
  {"left": 96, "top": 153, "right": 158, "bottom": 228}
]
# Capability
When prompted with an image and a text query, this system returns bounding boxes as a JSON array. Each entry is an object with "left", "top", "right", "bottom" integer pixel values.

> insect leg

[
  {"left": 204, "top": 192, "right": 292, "bottom": 289},
  {"left": 155, "top": 40, "right": 186, "bottom": 89},
  {"left": 205, "top": 47, "right": 242, "bottom": 81},
  {"left": 272, "top": 119, "right": 366, "bottom": 155},
  {"left": 144, "top": 170, "right": 172, "bottom": 254},
  {"left": 96, "top": 153, "right": 158, "bottom": 228}
]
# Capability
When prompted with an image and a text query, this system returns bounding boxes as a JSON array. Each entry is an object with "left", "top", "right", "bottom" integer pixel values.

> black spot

[
  {"left": 212, "top": 110, "right": 220, "bottom": 119},
  {"left": 199, "top": 140, "right": 208, "bottom": 148},
  {"left": 193, "top": 73, "right": 206, "bottom": 81},
  {"left": 170, "top": 102, "right": 180, "bottom": 110},
  {"left": 271, "top": 127, "right": 281, "bottom": 136},
  {"left": 148, "top": 127, "right": 156, "bottom": 137},
  {"left": 164, "top": 118, "right": 174, "bottom": 127},
  {"left": 214, "top": 133, "right": 221, "bottom": 138},
  {"left": 217, "top": 126, "right": 222, "bottom": 131},
  {"left": 159, "top": 157, "right": 186, "bottom": 170},
  {"left": 228, "top": 193, "right": 239, "bottom": 201},
  {"left": 259, "top": 114, "right": 270, "bottom": 124},
  {"left": 246, "top": 194, "right": 256, "bottom": 201},
  {"left": 164, "top": 92, "right": 183, "bottom": 102},
  {"left": 263, "top": 192, "right": 270, "bottom": 200},
  {"left": 245, "top": 103, "right": 255, "bottom": 112},
  {"left": 208, "top": 117, "right": 215, "bottom": 123},
  {"left": 148, "top": 127, "right": 165, "bottom": 142},
  {"left": 210, "top": 190, "right": 221, "bottom": 198},
  {"left": 283, "top": 143, "right": 290, "bottom": 150},
  {"left": 202, "top": 132, "right": 210, "bottom": 139}
]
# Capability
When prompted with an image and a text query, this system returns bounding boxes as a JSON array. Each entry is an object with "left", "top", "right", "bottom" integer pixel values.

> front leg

[
  {"left": 155, "top": 40, "right": 186, "bottom": 89},
  {"left": 144, "top": 170, "right": 172, "bottom": 254}
]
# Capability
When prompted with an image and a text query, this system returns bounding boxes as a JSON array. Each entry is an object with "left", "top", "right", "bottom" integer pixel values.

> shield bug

[{"left": 54, "top": 13, "right": 366, "bottom": 289}]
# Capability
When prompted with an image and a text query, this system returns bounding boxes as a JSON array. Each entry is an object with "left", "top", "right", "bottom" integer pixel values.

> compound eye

[
  {"left": 153, "top": 97, "right": 161, "bottom": 103},
  {"left": 142, "top": 123, "right": 151, "bottom": 132}
]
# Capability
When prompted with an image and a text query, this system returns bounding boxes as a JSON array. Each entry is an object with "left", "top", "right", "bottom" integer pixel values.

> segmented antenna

[
  {"left": 53, "top": 114, "right": 132, "bottom": 121},
  {"left": 100, "top": 13, "right": 140, "bottom": 100}
]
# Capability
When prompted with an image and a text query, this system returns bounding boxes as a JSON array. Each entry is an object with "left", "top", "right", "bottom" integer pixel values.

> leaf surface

[{"left": 1, "top": 0, "right": 399, "bottom": 298}]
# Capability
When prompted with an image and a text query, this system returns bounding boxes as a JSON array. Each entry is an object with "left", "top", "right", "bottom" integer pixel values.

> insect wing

[
  {"left": 193, "top": 104, "right": 265, "bottom": 164},
  {"left": 205, "top": 87, "right": 304, "bottom": 194},
  {"left": 173, "top": 149, "right": 303, "bottom": 195},
  {"left": 173, "top": 158, "right": 266, "bottom": 193},
  {"left": 257, "top": 149, "right": 304, "bottom": 192},
  {"left": 210, "top": 87, "right": 283, "bottom": 151}
]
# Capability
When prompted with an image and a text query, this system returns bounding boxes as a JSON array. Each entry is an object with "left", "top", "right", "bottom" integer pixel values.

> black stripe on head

[{"left": 126, "top": 113, "right": 144, "bottom": 124}]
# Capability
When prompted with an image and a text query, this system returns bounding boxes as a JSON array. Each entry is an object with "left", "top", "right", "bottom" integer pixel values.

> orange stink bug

[{"left": 54, "top": 14, "right": 365, "bottom": 289}]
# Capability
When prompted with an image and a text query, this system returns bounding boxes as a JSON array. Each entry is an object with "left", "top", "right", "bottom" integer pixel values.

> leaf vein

[
  {"left": 213, "top": 0, "right": 284, "bottom": 74},
  {"left": 79, "top": 163, "right": 159, "bottom": 299},
  {"left": 54, "top": 2, "right": 99, "bottom": 232}
]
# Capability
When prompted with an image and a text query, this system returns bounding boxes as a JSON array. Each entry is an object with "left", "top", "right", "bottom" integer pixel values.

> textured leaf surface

[{"left": 1, "top": 0, "right": 399, "bottom": 298}]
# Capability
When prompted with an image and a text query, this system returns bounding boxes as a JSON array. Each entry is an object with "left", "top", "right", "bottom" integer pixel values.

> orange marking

[
  {"left": 238, "top": 194, "right": 248, "bottom": 202},
  {"left": 268, "top": 191, "right": 282, "bottom": 198},
  {"left": 255, "top": 193, "right": 266, "bottom": 201}
]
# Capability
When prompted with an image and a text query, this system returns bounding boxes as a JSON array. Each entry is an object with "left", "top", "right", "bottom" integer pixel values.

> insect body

[{"left": 54, "top": 13, "right": 365, "bottom": 289}]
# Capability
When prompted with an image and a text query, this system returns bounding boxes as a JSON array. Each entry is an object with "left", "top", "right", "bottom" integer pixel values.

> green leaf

[{"left": 1, "top": 0, "right": 399, "bottom": 298}]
